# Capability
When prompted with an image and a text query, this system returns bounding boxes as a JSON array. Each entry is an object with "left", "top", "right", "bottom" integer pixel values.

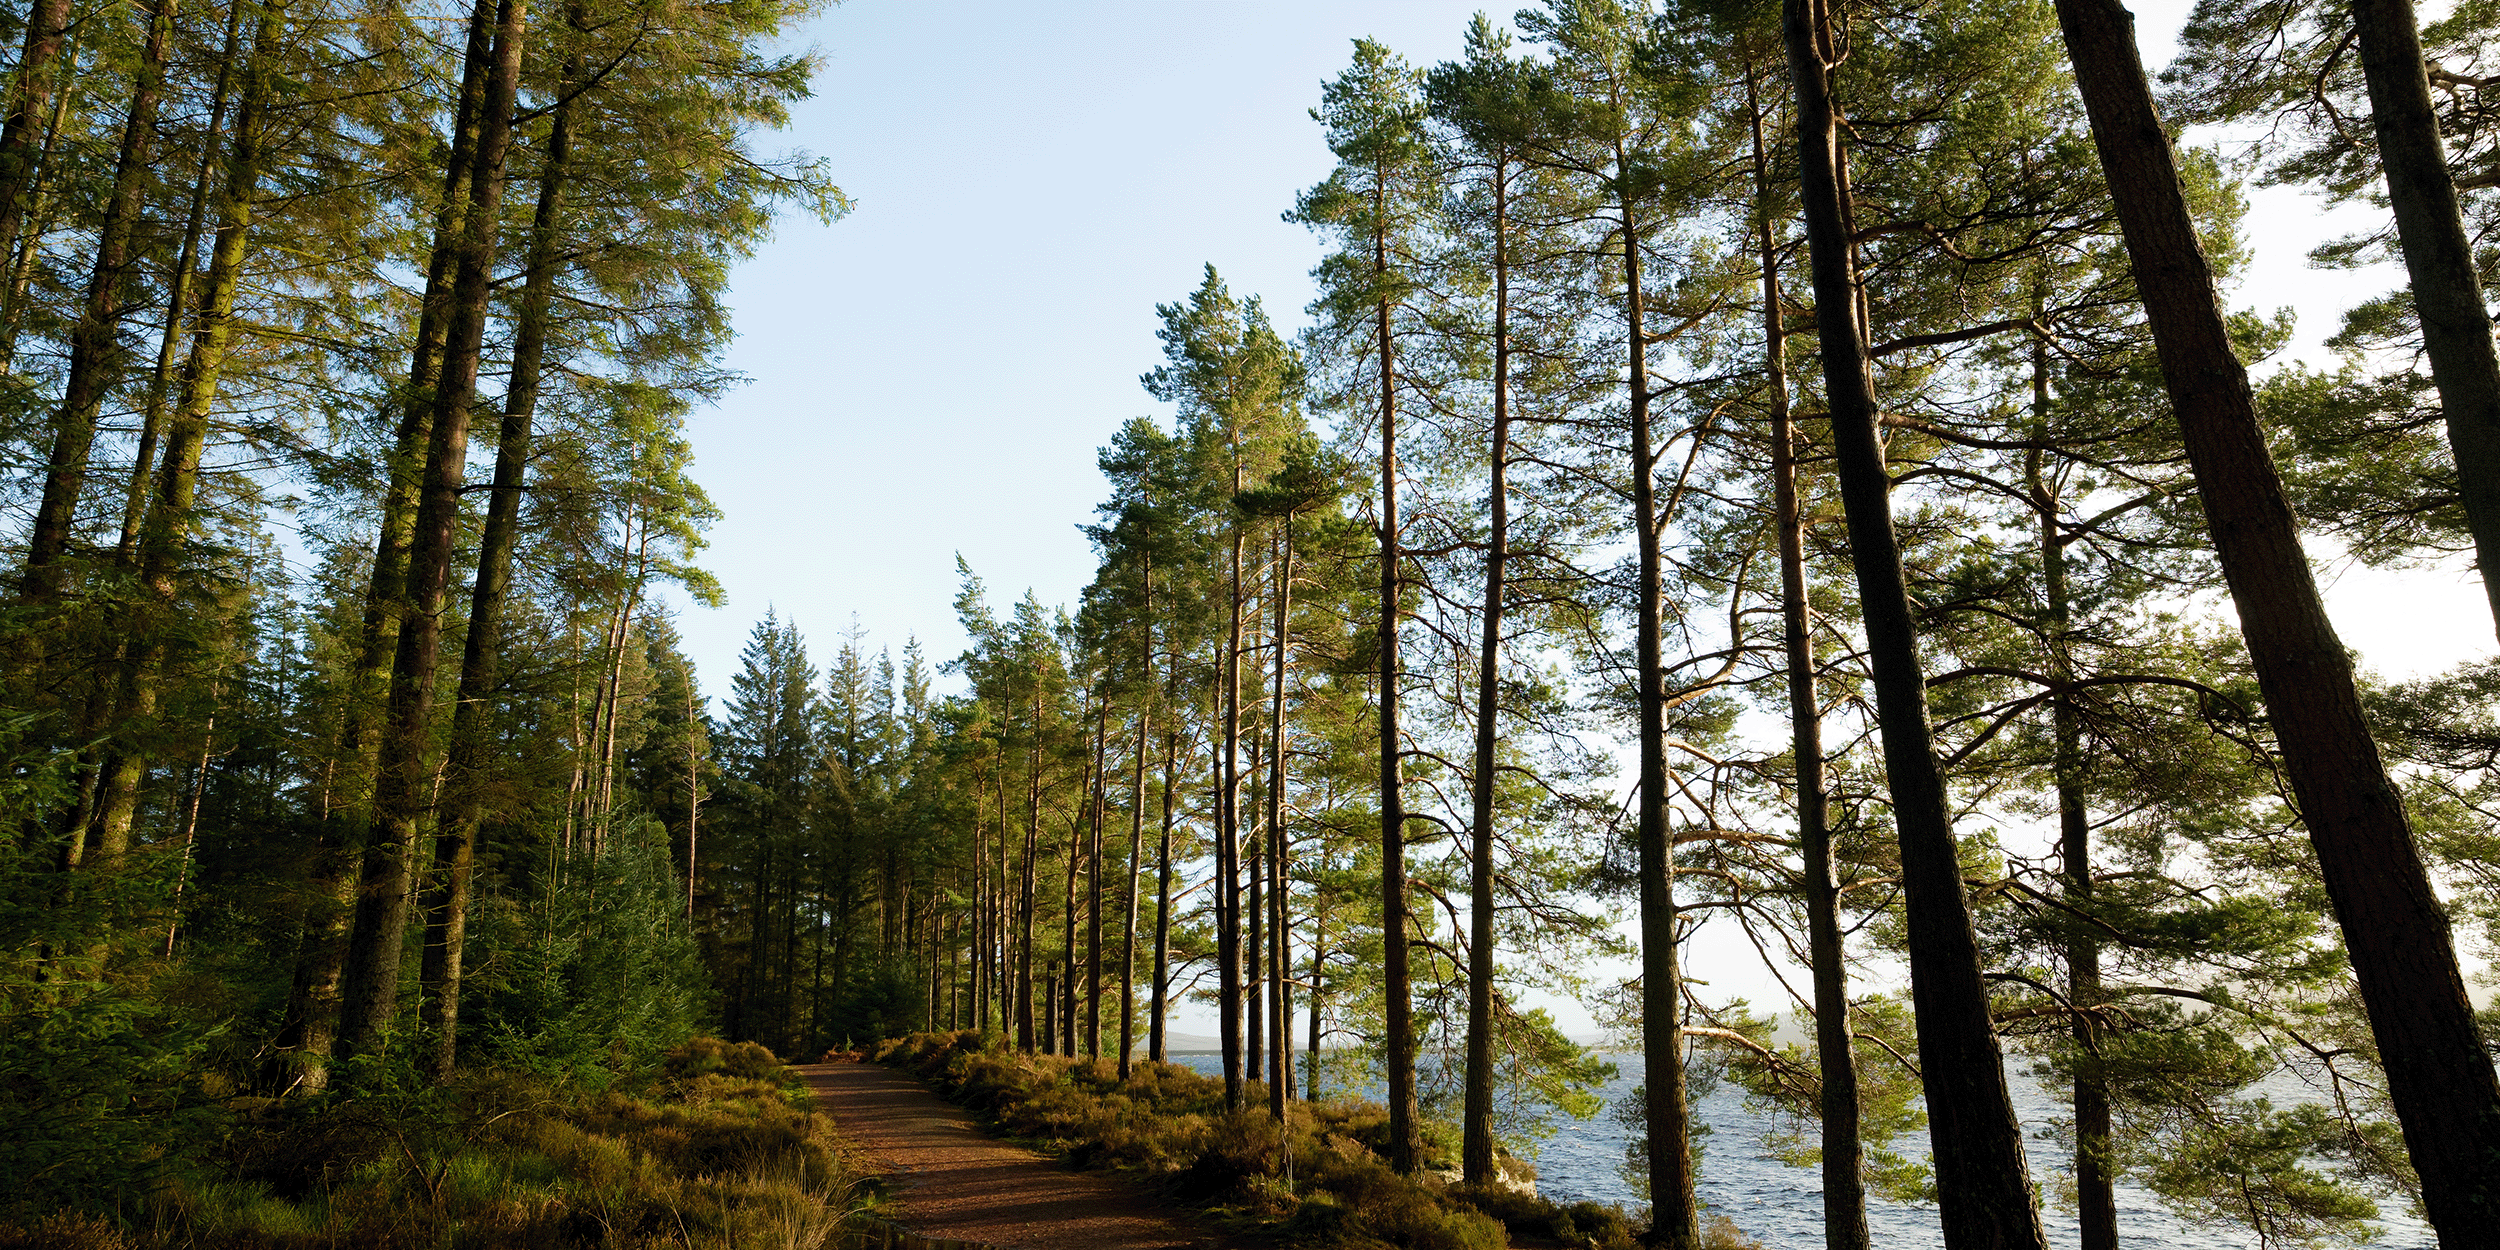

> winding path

[{"left": 797, "top": 1061, "right": 1227, "bottom": 1250}]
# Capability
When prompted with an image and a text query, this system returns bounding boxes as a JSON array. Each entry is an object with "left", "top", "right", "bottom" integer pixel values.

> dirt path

[{"left": 797, "top": 1061, "right": 1226, "bottom": 1250}]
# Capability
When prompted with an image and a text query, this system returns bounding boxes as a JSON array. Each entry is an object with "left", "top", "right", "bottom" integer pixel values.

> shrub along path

[{"left": 799, "top": 1060, "right": 1228, "bottom": 1250}]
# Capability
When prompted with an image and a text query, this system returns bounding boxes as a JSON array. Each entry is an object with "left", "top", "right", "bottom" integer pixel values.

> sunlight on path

[{"left": 799, "top": 1062, "right": 1226, "bottom": 1250}]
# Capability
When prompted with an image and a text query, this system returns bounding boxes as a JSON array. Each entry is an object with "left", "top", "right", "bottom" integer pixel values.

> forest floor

[{"left": 798, "top": 1060, "right": 1233, "bottom": 1250}]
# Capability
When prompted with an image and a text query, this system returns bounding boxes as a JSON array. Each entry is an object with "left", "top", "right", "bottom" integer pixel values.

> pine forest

[{"left": 2, "top": 1, "right": 2498, "bottom": 1248}]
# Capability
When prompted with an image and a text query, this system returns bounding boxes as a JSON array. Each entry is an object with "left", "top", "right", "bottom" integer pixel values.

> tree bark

[
  {"left": 1623, "top": 176, "right": 1699, "bottom": 1250},
  {"left": 1267, "top": 522, "right": 1293, "bottom": 1113},
  {"left": 2053, "top": 1, "right": 2500, "bottom": 1240},
  {"left": 2349, "top": 0, "right": 2500, "bottom": 641},
  {"left": 1753, "top": 63, "right": 1870, "bottom": 1250},
  {"left": 1462, "top": 146, "right": 1512, "bottom": 1190},
  {"left": 0, "top": 0, "right": 72, "bottom": 260},
  {"left": 21, "top": 0, "right": 180, "bottom": 605},
  {"left": 338, "top": 0, "right": 529, "bottom": 1063},
  {"left": 417, "top": 45, "right": 578, "bottom": 1080},
  {"left": 1375, "top": 168, "right": 1421, "bottom": 1175},
  {"left": 95, "top": 0, "right": 286, "bottom": 870},
  {"left": 1785, "top": 4, "right": 2051, "bottom": 1248}
]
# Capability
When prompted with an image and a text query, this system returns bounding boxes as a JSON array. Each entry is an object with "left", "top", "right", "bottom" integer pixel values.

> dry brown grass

[{"left": 0, "top": 1038, "right": 859, "bottom": 1250}]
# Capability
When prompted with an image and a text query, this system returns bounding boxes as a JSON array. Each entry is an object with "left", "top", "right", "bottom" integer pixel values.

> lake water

[{"left": 1168, "top": 1051, "right": 2434, "bottom": 1248}]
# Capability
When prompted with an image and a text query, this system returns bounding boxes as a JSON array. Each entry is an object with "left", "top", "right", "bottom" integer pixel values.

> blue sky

[{"left": 668, "top": 1, "right": 2496, "bottom": 1029}]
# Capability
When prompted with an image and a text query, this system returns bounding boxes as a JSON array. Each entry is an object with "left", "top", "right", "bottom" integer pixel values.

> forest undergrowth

[
  {"left": 0, "top": 1038, "right": 859, "bottom": 1250},
  {"left": 872, "top": 1030, "right": 1763, "bottom": 1250}
]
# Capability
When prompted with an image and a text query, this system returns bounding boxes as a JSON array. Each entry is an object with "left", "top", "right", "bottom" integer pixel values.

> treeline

[
  {"left": 729, "top": 4, "right": 2500, "bottom": 1250},
  {"left": 0, "top": 0, "right": 838, "bottom": 1220}
]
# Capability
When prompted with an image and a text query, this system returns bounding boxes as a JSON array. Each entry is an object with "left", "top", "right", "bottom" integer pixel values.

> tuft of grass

[{"left": 872, "top": 1029, "right": 1643, "bottom": 1250}]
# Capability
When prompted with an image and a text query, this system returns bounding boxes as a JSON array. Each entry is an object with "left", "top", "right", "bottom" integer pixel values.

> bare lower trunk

[
  {"left": 1462, "top": 151, "right": 1512, "bottom": 1188},
  {"left": 1787, "top": 5, "right": 2048, "bottom": 1247},
  {"left": 2054, "top": 2, "right": 2500, "bottom": 1241},
  {"left": 417, "top": 54, "right": 577, "bottom": 1080},
  {"left": 339, "top": 0, "right": 530, "bottom": 1063}
]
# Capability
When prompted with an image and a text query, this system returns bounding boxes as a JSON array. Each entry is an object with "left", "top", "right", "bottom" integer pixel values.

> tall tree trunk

[
  {"left": 1017, "top": 684, "right": 1041, "bottom": 1051},
  {"left": 95, "top": 0, "right": 285, "bottom": 870},
  {"left": 1622, "top": 180, "right": 1698, "bottom": 1250},
  {"left": 338, "top": 0, "right": 529, "bottom": 1063},
  {"left": 1752, "top": 65, "right": 1869, "bottom": 1250},
  {"left": 21, "top": 0, "right": 180, "bottom": 606},
  {"left": 1785, "top": 4, "right": 2050, "bottom": 1247},
  {"left": 417, "top": 50, "right": 578, "bottom": 1081},
  {"left": 1220, "top": 481, "right": 1247, "bottom": 1108},
  {"left": 1087, "top": 700, "right": 1107, "bottom": 1059},
  {"left": 2350, "top": 0, "right": 2500, "bottom": 640},
  {"left": 1267, "top": 523, "right": 1293, "bottom": 1113},
  {"left": 1462, "top": 148, "right": 1512, "bottom": 1189},
  {"left": 2053, "top": 2, "right": 2500, "bottom": 1241},
  {"left": 1149, "top": 667, "right": 1178, "bottom": 1064},
  {"left": 1121, "top": 700, "right": 1145, "bottom": 1078},
  {"left": 1121, "top": 563, "right": 1152, "bottom": 1078},
  {"left": 1245, "top": 714, "right": 1263, "bottom": 1084},
  {"left": 1060, "top": 727, "right": 1084, "bottom": 1057},
  {"left": 1374, "top": 171, "right": 1420, "bottom": 1176},
  {"left": 273, "top": 0, "right": 498, "bottom": 1089},
  {"left": 0, "top": 0, "right": 72, "bottom": 259},
  {"left": 2020, "top": 324, "right": 2116, "bottom": 1250}
]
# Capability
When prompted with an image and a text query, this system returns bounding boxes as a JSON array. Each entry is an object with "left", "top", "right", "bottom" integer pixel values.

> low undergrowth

[
  {"left": 0, "top": 1037, "right": 859, "bottom": 1250},
  {"left": 873, "top": 1029, "right": 1651, "bottom": 1250}
]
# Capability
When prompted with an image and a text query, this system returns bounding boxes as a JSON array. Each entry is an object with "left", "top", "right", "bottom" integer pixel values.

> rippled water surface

[{"left": 1170, "top": 1051, "right": 2432, "bottom": 1248}]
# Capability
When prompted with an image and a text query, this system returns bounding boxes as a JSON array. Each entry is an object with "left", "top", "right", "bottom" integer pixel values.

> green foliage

[
  {"left": 0, "top": 848, "right": 227, "bottom": 1221},
  {"left": 467, "top": 830, "right": 709, "bottom": 1084}
]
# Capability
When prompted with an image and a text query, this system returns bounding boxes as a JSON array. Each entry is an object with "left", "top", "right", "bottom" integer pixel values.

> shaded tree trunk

[
  {"left": 1785, "top": 4, "right": 2049, "bottom": 1247},
  {"left": 338, "top": 0, "right": 531, "bottom": 1063},
  {"left": 1751, "top": 64, "right": 1870, "bottom": 1250},
  {"left": 417, "top": 46, "right": 579, "bottom": 1080},
  {"left": 2053, "top": 2, "right": 2500, "bottom": 1241},
  {"left": 2350, "top": 0, "right": 2500, "bottom": 641}
]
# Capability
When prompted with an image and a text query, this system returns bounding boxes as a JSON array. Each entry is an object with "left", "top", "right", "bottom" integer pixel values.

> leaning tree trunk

[
  {"left": 1752, "top": 63, "right": 1870, "bottom": 1250},
  {"left": 2053, "top": 1, "right": 2500, "bottom": 1242},
  {"left": 1785, "top": 3, "right": 2051, "bottom": 1247},
  {"left": 22, "top": 0, "right": 179, "bottom": 606},
  {"left": 2350, "top": 0, "right": 2500, "bottom": 642},
  {"left": 337, "top": 0, "right": 529, "bottom": 1064},
  {"left": 417, "top": 46, "right": 579, "bottom": 1081},
  {"left": 271, "top": 0, "right": 498, "bottom": 1091},
  {"left": 0, "top": 0, "right": 72, "bottom": 263},
  {"left": 97, "top": 0, "right": 284, "bottom": 872}
]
